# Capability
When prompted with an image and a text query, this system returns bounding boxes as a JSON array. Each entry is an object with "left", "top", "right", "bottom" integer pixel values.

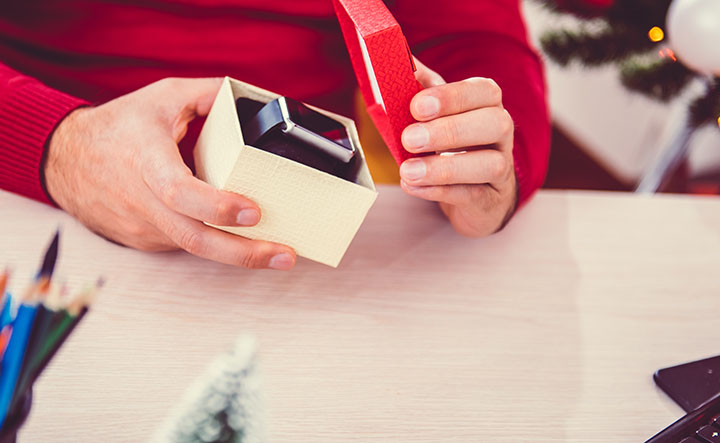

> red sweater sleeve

[
  {"left": 392, "top": 0, "right": 551, "bottom": 206},
  {"left": 0, "top": 63, "right": 88, "bottom": 205}
]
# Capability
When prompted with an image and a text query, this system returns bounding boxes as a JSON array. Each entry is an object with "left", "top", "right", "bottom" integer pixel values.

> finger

[
  {"left": 400, "top": 181, "right": 488, "bottom": 207},
  {"left": 402, "top": 107, "right": 513, "bottom": 153},
  {"left": 143, "top": 145, "right": 262, "bottom": 227},
  {"left": 149, "top": 202, "right": 297, "bottom": 270},
  {"left": 399, "top": 149, "right": 512, "bottom": 187},
  {"left": 410, "top": 77, "right": 503, "bottom": 122},
  {"left": 413, "top": 57, "right": 446, "bottom": 88}
]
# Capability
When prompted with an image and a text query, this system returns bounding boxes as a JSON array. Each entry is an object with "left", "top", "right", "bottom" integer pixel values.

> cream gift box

[{"left": 193, "top": 77, "right": 378, "bottom": 268}]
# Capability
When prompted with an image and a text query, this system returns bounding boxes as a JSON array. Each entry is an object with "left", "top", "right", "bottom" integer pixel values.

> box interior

[
  {"left": 234, "top": 97, "right": 363, "bottom": 184},
  {"left": 227, "top": 79, "right": 376, "bottom": 193}
]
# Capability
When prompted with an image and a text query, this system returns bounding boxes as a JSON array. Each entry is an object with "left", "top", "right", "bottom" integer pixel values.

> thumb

[
  {"left": 152, "top": 77, "right": 223, "bottom": 141},
  {"left": 413, "top": 57, "right": 446, "bottom": 88}
]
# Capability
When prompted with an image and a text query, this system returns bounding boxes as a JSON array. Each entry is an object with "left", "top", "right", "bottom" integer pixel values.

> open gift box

[
  {"left": 194, "top": 0, "right": 421, "bottom": 268},
  {"left": 194, "top": 78, "right": 377, "bottom": 268}
]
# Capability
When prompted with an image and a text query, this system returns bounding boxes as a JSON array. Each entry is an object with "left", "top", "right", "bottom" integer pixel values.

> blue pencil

[
  {"left": 0, "top": 295, "right": 10, "bottom": 330},
  {"left": 0, "top": 303, "right": 37, "bottom": 428}
]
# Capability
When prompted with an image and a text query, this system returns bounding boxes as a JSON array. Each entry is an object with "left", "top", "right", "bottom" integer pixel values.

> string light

[
  {"left": 717, "top": 116, "right": 720, "bottom": 128},
  {"left": 648, "top": 26, "right": 665, "bottom": 42},
  {"left": 658, "top": 48, "right": 677, "bottom": 62}
]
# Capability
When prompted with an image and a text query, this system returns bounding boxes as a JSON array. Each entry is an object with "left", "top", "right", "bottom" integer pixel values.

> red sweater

[{"left": 0, "top": 0, "right": 549, "bottom": 206}]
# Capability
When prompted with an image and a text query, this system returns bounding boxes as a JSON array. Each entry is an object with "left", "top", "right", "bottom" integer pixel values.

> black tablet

[{"left": 655, "top": 355, "right": 720, "bottom": 412}]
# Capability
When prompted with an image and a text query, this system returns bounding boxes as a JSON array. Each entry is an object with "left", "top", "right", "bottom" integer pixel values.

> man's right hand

[{"left": 44, "top": 77, "right": 297, "bottom": 270}]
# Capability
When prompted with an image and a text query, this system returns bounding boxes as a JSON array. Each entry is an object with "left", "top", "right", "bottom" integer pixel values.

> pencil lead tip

[{"left": 37, "top": 231, "right": 60, "bottom": 280}]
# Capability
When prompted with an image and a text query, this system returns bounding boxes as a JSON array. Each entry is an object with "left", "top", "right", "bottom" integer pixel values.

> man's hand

[
  {"left": 45, "top": 77, "right": 297, "bottom": 270},
  {"left": 399, "top": 60, "right": 517, "bottom": 237}
]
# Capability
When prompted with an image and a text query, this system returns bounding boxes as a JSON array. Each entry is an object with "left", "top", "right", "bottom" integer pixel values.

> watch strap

[{"left": 239, "top": 99, "right": 285, "bottom": 147}]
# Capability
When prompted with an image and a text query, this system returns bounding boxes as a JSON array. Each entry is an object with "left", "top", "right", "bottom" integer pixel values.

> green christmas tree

[{"left": 536, "top": 0, "right": 720, "bottom": 128}]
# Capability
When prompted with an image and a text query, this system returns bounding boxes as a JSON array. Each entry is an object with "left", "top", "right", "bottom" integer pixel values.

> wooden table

[{"left": 1, "top": 186, "right": 718, "bottom": 442}]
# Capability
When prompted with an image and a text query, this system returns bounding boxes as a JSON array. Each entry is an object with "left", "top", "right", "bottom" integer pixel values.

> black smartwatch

[
  {"left": 236, "top": 97, "right": 358, "bottom": 181},
  {"left": 241, "top": 95, "right": 356, "bottom": 157}
]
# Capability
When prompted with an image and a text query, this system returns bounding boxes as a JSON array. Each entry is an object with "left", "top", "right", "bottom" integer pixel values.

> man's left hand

[{"left": 400, "top": 59, "right": 517, "bottom": 237}]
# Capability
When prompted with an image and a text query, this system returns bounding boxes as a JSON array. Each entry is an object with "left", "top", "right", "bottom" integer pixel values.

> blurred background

[{"left": 522, "top": 0, "right": 720, "bottom": 194}]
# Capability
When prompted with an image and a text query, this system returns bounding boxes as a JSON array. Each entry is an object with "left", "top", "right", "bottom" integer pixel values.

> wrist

[{"left": 42, "top": 106, "right": 91, "bottom": 208}]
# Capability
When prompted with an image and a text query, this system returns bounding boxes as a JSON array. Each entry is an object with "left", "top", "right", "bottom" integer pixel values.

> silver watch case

[{"left": 278, "top": 97, "right": 356, "bottom": 164}]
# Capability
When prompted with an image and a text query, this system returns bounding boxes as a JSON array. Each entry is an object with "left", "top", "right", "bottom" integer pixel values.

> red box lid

[{"left": 333, "top": 0, "right": 424, "bottom": 166}]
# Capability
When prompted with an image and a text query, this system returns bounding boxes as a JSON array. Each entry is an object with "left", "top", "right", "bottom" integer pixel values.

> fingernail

[
  {"left": 403, "top": 125, "right": 429, "bottom": 150},
  {"left": 400, "top": 160, "right": 426, "bottom": 181},
  {"left": 415, "top": 95, "right": 440, "bottom": 118},
  {"left": 268, "top": 253, "right": 294, "bottom": 271},
  {"left": 236, "top": 209, "right": 260, "bottom": 226}
]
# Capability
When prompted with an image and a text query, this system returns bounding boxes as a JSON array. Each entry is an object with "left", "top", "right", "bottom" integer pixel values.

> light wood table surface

[{"left": 1, "top": 186, "right": 719, "bottom": 442}]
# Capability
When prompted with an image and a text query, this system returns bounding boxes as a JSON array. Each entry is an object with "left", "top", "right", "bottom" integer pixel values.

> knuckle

[
  {"left": 211, "top": 197, "right": 233, "bottom": 224},
  {"left": 158, "top": 178, "right": 183, "bottom": 209},
  {"left": 431, "top": 186, "right": 448, "bottom": 202},
  {"left": 446, "top": 84, "right": 465, "bottom": 110},
  {"left": 123, "top": 222, "right": 172, "bottom": 252},
  {"left": 124, "top": 221, "right": 147, "bottom": 239},
  {"left": 178, "top": 228, "right": 206, "bottom": 255},
  {"left": 483, "top": 78, "right": 503, "bottom": 104},
  {"left": 491, "top": 156, "right": 509, "bottom": 181},
  {"left": 432, "top": 159, "right": 453, "bottom": 184},
  {"left": 497, "top": 109, "right": 514, "bottom": 136},
  {"left": 158, "top": 77, "right": 181, "bottom": 90},
  {"left": 236, "top": 248, "right": 264, "bottom": 269},
  {"left": 439, "top": 119, "right": 462, "bottom": 147},
  {"left": 465, "top": 77, "right": 487, "bottom": 92}
]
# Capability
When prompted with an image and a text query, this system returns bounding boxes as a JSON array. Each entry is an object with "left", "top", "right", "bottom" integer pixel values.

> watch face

[{"left": 283, "top": 98, "right": 354, "bottom": 153}]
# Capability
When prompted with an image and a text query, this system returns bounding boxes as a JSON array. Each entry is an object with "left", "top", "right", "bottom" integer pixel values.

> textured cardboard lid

[{"left": 333, "top": 0, "right": 423, "bottom": 166}]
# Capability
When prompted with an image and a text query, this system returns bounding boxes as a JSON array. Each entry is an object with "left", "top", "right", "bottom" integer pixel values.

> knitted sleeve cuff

[{"left": 0, "top": 76, "right": 88, "bottom": 205}]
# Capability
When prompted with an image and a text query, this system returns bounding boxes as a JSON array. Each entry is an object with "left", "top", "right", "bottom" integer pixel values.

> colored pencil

[
  {"left": 27, "top": 307, "right": 88, "bottom": 389},
  {"left": 0, "top": 269, "right": 12, "bottom": 331},
  {"left": 0, "top": 303, "right": 37, "bottom": 428},
  {"left": 0, "top": 269, "right": 8, "bottom": 299},
  {"left": 0, "top": 296, "right": 10, "bottom": 330},
  {"left": 0, "top": 230, "right": 100, "bottom": 435},
  {"left": 1, "top": 230, "right": 59, "bottom": 418},
  {"left": 10, "top": 305, "right": 53, "bottom": 413},
  {"left": 36, "top": 231, "right": 59, "bottom": 281},
  {"left": 42, "top": 283, "right": 65, "bottom": 312},
  {"left": 0, "top": 326, "right": 11, "bottom": 361},
  {"left": 23, "top": 280, "right": 99, "bottom": 387}
]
